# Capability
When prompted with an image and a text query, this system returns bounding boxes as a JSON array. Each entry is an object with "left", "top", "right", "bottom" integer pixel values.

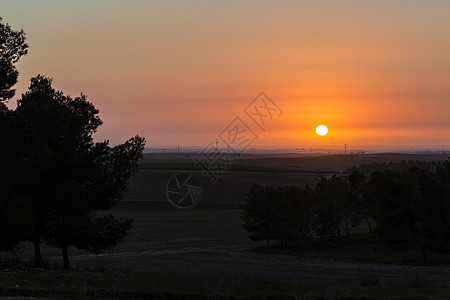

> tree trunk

[
  {"left": 62, "top": 243, "right": 71, "bottom": 270},
  {"left": 266, "top": 239, "right": 269, "bottom": 248},
  {"left": 419, "top": 245, "right": 427, "bottom": 260},
  {"left": 366, "top": 216, "right": 372, "bottom": 232},
  {"left": 33, "top": 239, "right": 43, "bottom": 267},
  {"left": 345, "top": 220, "right": 349, "bottom": 237}
]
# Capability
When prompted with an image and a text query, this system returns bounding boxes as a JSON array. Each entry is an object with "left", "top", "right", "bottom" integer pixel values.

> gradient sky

[{"left": 2, "top": 0, "right": 450, "bottom": 149}]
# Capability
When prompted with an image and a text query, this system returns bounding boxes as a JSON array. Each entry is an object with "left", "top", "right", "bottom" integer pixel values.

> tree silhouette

[
  {"left": 348, "top": 171, "right": 372, "bottom": 232},
  {"left": 314, "top": 175, "right": 350, "bottom": 239},
  {"left": 240, "top": 184, "right": 315, "bottom": 247},
  {"left": 280, "top": 185, "right": 315, "bottom": 244},
  {"left": 366, "top": 167, "right": 450, "bottom": 258},
  {"left": 0, "top": 17, "right": 28, "bottom": 102},
  {"left": 13, "top": 76, "right": 145, "bottom": 268},
  {"left": 240, "top": 184, "right": 277, "bottom": 247},
  {"left": 0, "top": 17, "right": 29, "bottom": 251},
  {"left": 241, "top": 163, "right": 450, "bottom": 257}
]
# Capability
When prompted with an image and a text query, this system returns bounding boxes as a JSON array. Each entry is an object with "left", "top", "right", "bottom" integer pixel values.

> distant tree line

[
  {"left": 344, "top": 159, "right": 440, "bottom": 174},
  {"left": 0, "top": 17, "right": 145, "bottom": 269},
  {"left": 241, "top": 162, "right": 450, "bottom": 258}
]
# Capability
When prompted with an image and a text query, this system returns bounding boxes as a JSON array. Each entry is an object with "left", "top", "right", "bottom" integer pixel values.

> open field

[
  {"left": 2, "top": 154, "right": 450, "bottom": 299},
  {"left": 123, "top": 170, "right": 328, "bottom": 210},
  {"left": 3, "top": 205, "right": 450, "bottom": 299},
  {"left": 139, "top": 152, "right": 449, "bottom": 173}
]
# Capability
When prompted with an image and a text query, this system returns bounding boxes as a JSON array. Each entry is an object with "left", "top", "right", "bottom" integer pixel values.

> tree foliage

[
  {"left": 0, "top": 17, "right": 29, "bottom": 251},
  {"left": 0, "top": 18, "right": 145, "bottom": 267},
  {"left": 3, "top": 75, "right": 145, "bottom": 268},
  {"left": 0, "top": 17, "right": 28, "bottom": 102},
  {"left": 240, "top": 184, "right": 315, "bottom": 247},
  {"left": 368, "top": 167, "right": 450, "bottom": 257},
  {"left": 314, "top": 175, "right": 350, "bottom": 239},
  {"left": 241, "top": 166, "right": 450, "bottom": 258}
]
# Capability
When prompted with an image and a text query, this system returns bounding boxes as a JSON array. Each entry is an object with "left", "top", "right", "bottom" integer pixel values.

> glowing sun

[{"left": 316, "top": 125, "right": 328, "bottom": 136}]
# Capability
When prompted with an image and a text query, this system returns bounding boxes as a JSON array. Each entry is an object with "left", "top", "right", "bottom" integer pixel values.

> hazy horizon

[{"left": 144, "top": 144, "right": 450, "bottom": 154}]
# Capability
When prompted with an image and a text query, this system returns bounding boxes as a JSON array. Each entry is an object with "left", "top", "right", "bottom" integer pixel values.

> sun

[{"left": 316, "top": 125, "right": 328, "bottom": 136}]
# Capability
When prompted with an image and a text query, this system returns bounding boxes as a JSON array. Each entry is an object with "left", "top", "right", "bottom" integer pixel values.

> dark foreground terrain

[{"left": 2, "top": 164, "right": 450, "bottom": 299}]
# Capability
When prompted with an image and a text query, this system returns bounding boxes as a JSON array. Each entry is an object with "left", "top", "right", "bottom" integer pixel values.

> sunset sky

[{"left": 2, "top": 0, "right": 450, "bottom": 150}]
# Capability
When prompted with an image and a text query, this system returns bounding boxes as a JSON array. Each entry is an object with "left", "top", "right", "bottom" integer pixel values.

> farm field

[
  {"left": 139, "top": 152, "right": 448, "bottom": 173},
  {"left": 2, "top": 154, "right": 450, "bottom": 299}
]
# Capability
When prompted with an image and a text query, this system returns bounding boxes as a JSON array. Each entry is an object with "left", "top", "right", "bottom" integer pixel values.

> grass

[
  {"left": 251, "top": 232, "right": 450, "bottom": 267},
  {"left": 109, "top": 209, "right": 245, "bottom": 241},
  {"left": 3, "top": 207, "right": 450, "bottom": 298},
  {"left": 1, "top": 267, "right": 449, "bottom": 299}
]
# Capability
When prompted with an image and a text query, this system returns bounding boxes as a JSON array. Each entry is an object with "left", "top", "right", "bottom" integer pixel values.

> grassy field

[
  {"left": 253, "top": 232, "right": 450, "bottom": 267},
  {"left": 3, "top": 266, "right": 450, "bottom": 299},
  {"left": 3, "top": 206, "right": 450, "bottom": 299},
  {"left": 110, "top": 208, "right": 245, "bottom": 241},
  {"left": 109, "top": 207, "right": 450, "bottom": 267},
  {"left": 139, "top": 153, "right": 448, "bottom": 173}
]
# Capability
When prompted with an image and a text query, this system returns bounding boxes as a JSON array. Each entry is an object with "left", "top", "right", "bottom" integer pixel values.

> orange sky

[{"left": 2, "top": 1, "right": 450, "bottom": 149}]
